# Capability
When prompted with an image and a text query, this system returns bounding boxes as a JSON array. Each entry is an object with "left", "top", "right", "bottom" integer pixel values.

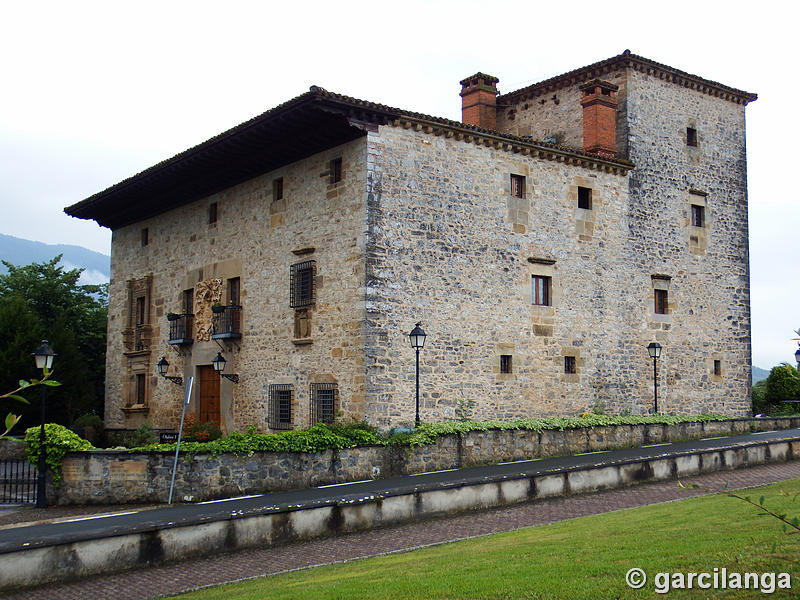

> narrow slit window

[
  {"left": 691, "top": 204, "right": 704, "bottom": 227},
  {"left": 208, "top": 202, "right": 217, "bottom": 224},
  {"left": 687, "top": 127, "right": 698, "bottom": 147},
  {"left": 141, "top": 228, "right": 149, "bottom": 247},
  {"left": 654, "top": 289, "right": 669, "bottom": 315},
  {"left": 578, "top": 187, "right": 592, "bottom": 210},
  {"left": 273, "top": 177, "right": 283, "bottom": 201},
  {"left": 500, "top": 355, "right": 513, "bottom": 374},
  {"left": 510, "top": 174, "right": 525, "bottom": 198},
  {"left": 564, "top": 356, "right": 577, "bottom": 374},
  {"left": 713, "top": 360, "right": 722, "bottom": 377},
  {"left": 330, "top": 158, "right": 342, "bottom": 184},
  {"left": 135, "top": 373, "right": 146, "bottom": 405}
]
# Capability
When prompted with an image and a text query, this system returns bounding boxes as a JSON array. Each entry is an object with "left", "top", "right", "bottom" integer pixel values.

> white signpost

[{"left": 168, "top": 375, "right": 194, "bottom": 505}]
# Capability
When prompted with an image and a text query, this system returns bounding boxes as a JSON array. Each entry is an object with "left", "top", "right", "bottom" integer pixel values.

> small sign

[{"left": 160, "top": 431, "right": 179, "bottom": 443}]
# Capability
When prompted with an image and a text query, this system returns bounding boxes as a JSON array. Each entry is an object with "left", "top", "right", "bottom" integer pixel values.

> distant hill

[
  {"left": 0, "top": 233, "right": 109, "bottom": 285},
  {"left": 753, "top": 366, "right": 770, "bottom": 384}
]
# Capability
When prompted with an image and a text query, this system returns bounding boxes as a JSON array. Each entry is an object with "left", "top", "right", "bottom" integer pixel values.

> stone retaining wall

[{"left": 49, "top": 417, "right": 800, "bottom": 505}]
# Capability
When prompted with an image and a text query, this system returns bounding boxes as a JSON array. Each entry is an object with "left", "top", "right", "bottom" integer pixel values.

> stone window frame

[
  {"left": 527, "top": 258, "right": 557, "bottom": 337},
  {"left": 329, "top": 157, "right": 343, "bottom": 185},
  {"left": 564, "top": 356, "right": 577, "bottom": 374},
  {"left": 710, "top": 356, "right": 725, "bottom": 382},
  {"left": 310, "top": 382, "right": 339, "bottom": 425},
  {"left": 691, "top": 204, "right": 704, "bottom": 227},
  {"left": 577, "top": 186, "right": 592, "bottom": 210},
  {"left": 494, "top": 343, "right": 516, "bottom": 382},
  {"left": 208, "top": 202, "right": 218, "bottom": 225},
  {"left": 500, "top": 354, "right": 513, "bottom": 374},
  {"left": 273, "top": 177, "right": 284, "bottom": 202},
  {"left": 560, "top": 346, "right": 582, "bottom": 383},
  {"left": 650, "top": 275, "right": 672, "bottom": 323},
  {"left": 686, "top": 126, "right": 698, "bottom": 147},
  {"left": 141, "top": 227, "right": 149, "bottom": 247},
  {"left": 531, "top": 275, "right": 552, "bottom": 306},
  {"left": 290, "top": 260, "right": 316, "bottom": 309},
  {"left": 269, "top": 384, "right": 294, "bottom": 430}
]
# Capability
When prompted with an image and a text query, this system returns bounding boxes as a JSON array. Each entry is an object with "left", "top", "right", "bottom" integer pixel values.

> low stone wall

[
  {"left": 49, "top": 417, "right": 800, "bottom": 505},
  {"left": 0, "top": 440, "right": 25, "bottom": 460}
]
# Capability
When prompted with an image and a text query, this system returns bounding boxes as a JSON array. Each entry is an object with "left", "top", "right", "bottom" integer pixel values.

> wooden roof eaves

[{"left": 391, "top": 116, "right": 634, "bottom": 176}]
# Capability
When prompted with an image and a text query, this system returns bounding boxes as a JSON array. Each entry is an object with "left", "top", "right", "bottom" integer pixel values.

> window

[
  {"left": 578, "top": 186, "right": 592, "bottom": 210},
  {"left": 500, "top": 355, "right": 513, "bottom": 374},
  {"left": 510, "top": 174, "right": 525, "bottom": 198},
  {"left": 290, "top": 261, "right": 316, "bottom": 308},
  {"left": 273, "top": 177, "right": 284, "bottom": 201},
  {"left": 687, "top": 127, "right": 698, "bottom": 147},
  {"left": 329, "top": 158, "right": 342, "bottom": 184},
  {"left": 269, "top": 384, "right": 293, "bottom": 430},
  {"left": 135, "top": 296, "right": 146, "bottom": 327},
  {"left": 135, "top": 373, "right": 146, "bottom": 406},
  {"left": 713, "top": 360, "right": 722, "bottom": 377},
  {"left": 564, "top": 356, "right": 577, "bottom": 374},
  {"left": 182, "top": 289, "right": 194, "bottom": 314},
  {"left": 654, "top": 289, "right": 669, "bottom": 315},
  {"left": 531, "top": 275, "right": 551, "bottom": 306},
  {"left": 208, "top": 202, "right": 217, "bottom": 224},
  {"left": 691, "top": 204, "right": 704, "bottom": 227},
  {"left": 141, "top": 228, "right": 149, "bottom": 247},
  {"left": 311, "top": 383, "right": 338, "bottom": 424},
  {"left": 227, "top": 277, "right": 240, "bottom": 306}
]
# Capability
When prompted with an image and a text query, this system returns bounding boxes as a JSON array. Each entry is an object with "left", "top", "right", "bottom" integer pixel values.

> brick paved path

[{"left": 4, "top": 461, "right": 800, "bottom": 600}]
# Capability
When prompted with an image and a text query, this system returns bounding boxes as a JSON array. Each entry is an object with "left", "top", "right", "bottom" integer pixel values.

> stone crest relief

[{"left": 194, "top": 278, "right": 222, "bottom": 341}]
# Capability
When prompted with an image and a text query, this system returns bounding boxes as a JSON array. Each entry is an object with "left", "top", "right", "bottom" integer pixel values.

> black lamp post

[
  {"left": 212, "top": 352, "right": 239, "bottom": 384},
  {"left": 157, "top": 356, "right": 183, "bottom": 386},
  {"left": 647, "top": 342, "right": 662, "bottom": 414},
  {"left": 409, "top": 323, "right": 427, "bottom": 427},
  {"left": 32, "top": 340, "right": 56, "bottom": 509}
]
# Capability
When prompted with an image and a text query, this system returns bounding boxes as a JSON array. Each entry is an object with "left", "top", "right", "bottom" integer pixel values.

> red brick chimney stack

[
  {"left": 579, "top": 79, "right": 619, "bottom": 158},
  {"left": 460, "top": 73, "right": 499, "bottom": 130}
]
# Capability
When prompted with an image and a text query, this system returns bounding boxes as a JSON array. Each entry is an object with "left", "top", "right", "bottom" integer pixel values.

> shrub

[{"left": 24, "top": 423, "right": 93, "bottom": 484}]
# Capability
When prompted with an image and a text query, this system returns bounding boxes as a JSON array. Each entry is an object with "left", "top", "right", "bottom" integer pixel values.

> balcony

[
  {"left": 212, "top": 305, "right": 242, "bottom": 340},
  {"left": 167, "top": 314, "right": 194, "bottom": 345}
]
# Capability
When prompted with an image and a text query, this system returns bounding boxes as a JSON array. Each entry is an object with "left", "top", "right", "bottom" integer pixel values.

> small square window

[
  {"left": 510, "top": 174, "right": 525, "bottom": 198},
  {"left": 330, "top": 158, "right": 342, "bottom": 184},
  {"left": 687, "top": 127, "right": 698, "bottom": 147},
  {"left": 141, "top": 228, "right": 149, "bottom": 247},
  {"left": 578, "top": 187, "right": 592, "bottom": 210},
  {"left": 564, "top": 356, "right": 577, "bottom": 374},
  {"left": 654, "top": 289, "right": 669, "bottom": 315},
  {"left": 691, "top": 204, "right": 704, "bottom": 227},
  {"left": 500, "top": 355, "right": 513, "bottom": 374},
  {"left": 273, "top": 177, "right": 283, "bottom": 201},
  {"left": 532, "top": 275, "right": 551, "bottom": 306},
  {"left": 208, "top": 202, "right": 217, "bottom": 224},
  {"left": 713, "top": 360, "right": 722, "bottom": 377}
]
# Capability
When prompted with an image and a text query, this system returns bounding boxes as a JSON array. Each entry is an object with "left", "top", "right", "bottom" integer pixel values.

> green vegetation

[
  {"left": 0, "top": 368, "right": 60, "bottom": 440},
  {"left": 752, "top": 363, "right": 800, "bottom": 415},
  {"left": 129, "top": 414, "right": 731, "bottom": 457},
  {"left": 169, "top": 478, "right": 800, "bottom": 600},
  {"left": 24, "top": 423, "right": 93, "bottom": 484},
  {"left": 0, "top": 256, "right": 107, "bottom": 428}
]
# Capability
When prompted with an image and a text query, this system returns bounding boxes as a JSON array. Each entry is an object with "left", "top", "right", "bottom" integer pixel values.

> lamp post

[
  {"left": 795, "top": 345, "right": 800, "bottom": 370},
  {"left": 408, "top": 323, "right": 427, "bottom": 427},
  {"left": 32, "top": 340, "right": 56, "bottom": 509},
  {"left": 157, "top": 356, "right": 183, "bottom": 385},
  {"left": 647, "top": 342, "right": 662, "bottom": 414},
  {"left": 212, "top": 352, "right": 239, "bottom": 384}
]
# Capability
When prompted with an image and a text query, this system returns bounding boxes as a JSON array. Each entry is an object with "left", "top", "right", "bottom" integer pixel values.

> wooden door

[{"left": 198, "top": 365, "right": 220, "bottom": 425}]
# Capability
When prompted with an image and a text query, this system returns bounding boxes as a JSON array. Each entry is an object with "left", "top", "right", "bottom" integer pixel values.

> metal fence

[{"left": 0, "top": 459, "right": 37, "bottom": 504}]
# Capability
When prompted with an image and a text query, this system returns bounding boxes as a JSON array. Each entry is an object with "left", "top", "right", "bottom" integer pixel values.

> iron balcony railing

[
  {"left": 212, "top": 305, "right": 242, "bottom": 340},
  {"left": 168, "top": 314, "right": 194, "bottom": 345}
]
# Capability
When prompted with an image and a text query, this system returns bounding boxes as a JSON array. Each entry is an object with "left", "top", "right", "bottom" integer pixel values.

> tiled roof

[{"left": 499, "top": 50, "right": 757, "bottom": 105}]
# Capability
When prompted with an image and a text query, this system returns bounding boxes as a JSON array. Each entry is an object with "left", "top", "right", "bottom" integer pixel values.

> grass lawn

[{"left": 169, "top": 479, "right": 800, "bottom": 599}]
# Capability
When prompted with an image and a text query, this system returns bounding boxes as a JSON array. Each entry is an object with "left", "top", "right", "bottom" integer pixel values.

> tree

[{"left": 0, "top": 256, "right": 107, "bottom": 428}]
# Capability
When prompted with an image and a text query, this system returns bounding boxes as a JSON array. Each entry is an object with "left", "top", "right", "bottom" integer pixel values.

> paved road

[{"left": 3, "top": 427, "right": 798, "bottom": 554}]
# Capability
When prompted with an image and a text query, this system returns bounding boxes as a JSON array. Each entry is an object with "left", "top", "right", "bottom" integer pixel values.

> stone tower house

[{"left": 66, "top": 51, "right": 756, "bottom": 435}]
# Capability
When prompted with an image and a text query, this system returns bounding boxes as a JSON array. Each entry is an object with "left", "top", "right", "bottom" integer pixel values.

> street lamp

[
  {"left": 212, "top": 352, "right": 239, "bottom": 384},
  {"left": 647, "top": 342, "right": 662, "bottom": 414},
  {"left": 32, "top": 340, "right": 56, "bottom": 508},
  {"left": 157, "top": 356, "right": 183, "bottom": 385},
  {"left": 409, "top": 323, "right": 427, "bottom": 427},
  {"left": 795, "top": 345, "right": 800, "bottom": 370}
]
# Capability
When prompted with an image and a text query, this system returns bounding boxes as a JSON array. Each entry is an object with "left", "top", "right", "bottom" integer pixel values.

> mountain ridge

[{"left": 0, "top": 233, "right": 110, "bottom": 285}]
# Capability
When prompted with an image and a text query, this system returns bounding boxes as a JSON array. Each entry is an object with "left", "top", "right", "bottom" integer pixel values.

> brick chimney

[
  {"left": 460, "top": 73, "right": 499, "bottom": 130},
  {"left": 579, "top": 79, "right": 619, "bottom": 158}
]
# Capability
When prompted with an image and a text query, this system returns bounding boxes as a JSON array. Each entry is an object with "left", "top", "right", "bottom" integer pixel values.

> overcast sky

[{"left": 0, "top": 0, "right": 796, "bottom": 369}]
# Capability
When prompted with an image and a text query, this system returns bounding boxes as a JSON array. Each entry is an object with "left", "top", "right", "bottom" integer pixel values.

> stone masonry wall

[
  {"left": 106, "top": 138, "right": 369, "bottom": 433},
  {"left": 622, "top": 69, "right": 751, "bottom": 416},
  {"left": 365, "top": 123, "right": 643, "bottom": 427},
  {"left": 50, "top": 418, "right": 797, "bottom": 505}
]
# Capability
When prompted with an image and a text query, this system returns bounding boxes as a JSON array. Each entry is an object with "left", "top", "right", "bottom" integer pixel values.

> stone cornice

[{"left": 391, "top": 116, "right": 634, "bottom": 176}]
